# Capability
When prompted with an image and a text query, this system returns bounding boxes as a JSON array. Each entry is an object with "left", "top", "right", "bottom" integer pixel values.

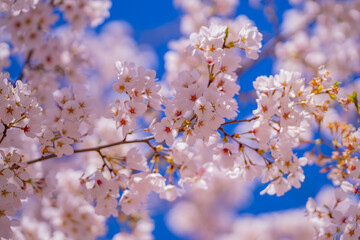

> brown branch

[
  {"left": 27, "top": 136, "right": 155, "bottom": 165},
  {"left": 0, "top": 124, "right": 9, "bottom": 145},
  {"left": 96, "top": 149, "right": 117, "bottom": 176},
  {"left": 221, "top": 116, "right": 259, "bottom": 126},
  {"left": 219, "top": 127, "right": 257, "bottom": 152},
  {"left": 218, "top": 127, "right": 272, "bottom": 165}
]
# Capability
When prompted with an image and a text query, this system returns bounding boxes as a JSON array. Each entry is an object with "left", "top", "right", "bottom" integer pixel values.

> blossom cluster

[
  {"left": 0, "top": 151, "right": 29, "bottom": 239},
  {"left": 59, "top": 0, "right": 111, "bottom": 29},
  {"left": 165, "top": 15, "right": 262, "bottom": 88},
  {"left": 107, "top": 61, "right": 162, "bottom": 139},
  {"left": 38, "top": 86, "right": 93, "bottom": 157},
  {"left": 174, "top": 0, "right": 239, "bottom": 35},
  {"left": 0, "top": 72, "right": 42, "bottom": 143},
  {"left": 0, "top": 0, "right": 38, "bottom": 15},
  {"left": 307, "top": 187, "right": 360, "bottom": 239},
  {"left": 276, "top": 0, "right": 360, "bottom": 81},
  {"left": 253, "top": 67, "right": 339, "bottom": 196},
  {"left": 318, "top": 121, "right": 360, "bottom": 190},
  {"left": 2, "top": 1, "right": 57, "bottom": 50},
  {"left": 9, "top": 169, "right": 107, "bottom": 240},
  {"left": 151, "top": 23, "right": 262, "bottom": 146}
]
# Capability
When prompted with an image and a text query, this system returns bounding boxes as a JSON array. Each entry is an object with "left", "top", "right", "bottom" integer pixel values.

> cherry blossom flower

[{"left": 151, "top": 117, "right": 178, "bottom": 146}]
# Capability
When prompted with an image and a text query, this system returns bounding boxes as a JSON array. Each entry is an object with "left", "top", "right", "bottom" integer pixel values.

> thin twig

[
  {"left": 221, "top": 116, "right": 259, "bottom": 126},
  {"left": 219, "top": 127, "right": 272, "bottom": 165},
  {"left": 96, "top": 149, "right": 117, "bottom": 176},
  {"left": 218, "top": 127, "right": 257, "bottom": 152},
  {"left": 27, "top": 136, "right": 155, "bottom": 164}
]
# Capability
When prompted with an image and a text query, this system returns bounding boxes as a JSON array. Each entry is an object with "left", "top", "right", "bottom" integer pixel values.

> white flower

[
  {"left": 159, "top": 185, "right": 183, "bottom": 201},
  {"left": 341, "top": 181, "right": 358, "bottom": 194},
  {"left": 144, "top": 173, "right": 166, "bottom": 194},
  {"left": 260, "top": 177, "right": 291, "bottom": 196},
  {"left": 194, "top": 96, "right": 213, "bottom": 121},
  {"left": 119, "top": 190, "right": 143, "bottom": 215},
  {"left": 62, "top": 100, "right": 81, "bottom": 121},
  {"left": 125, "top": 101, "right": 147, "bottom": 118},
  {"left": 238, "top": 24, "right": 263, "bottom": 59},
  {"left": 54, "top": 137, "right": 74, "bottom": 157},
  {"left": 151, "top": 117, "right": 177, "bottom": 146}
]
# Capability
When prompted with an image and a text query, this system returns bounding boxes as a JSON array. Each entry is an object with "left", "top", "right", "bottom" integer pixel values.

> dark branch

[
  {"left": 27, "top": 136, "right": 155, "bottom": 164},
  {"left": 221, "top": 116, "right": 259, "bottom": 126},
  {"left": 0, "top": 124, "right": 9, "bottom": 145}
]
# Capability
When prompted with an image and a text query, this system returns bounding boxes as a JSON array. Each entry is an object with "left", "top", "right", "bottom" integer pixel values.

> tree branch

[
  {"left": 0, "top": 124, "right": 9, "bottom": 145},
  {"left": 221, "top": 116, "right": 259, "bottom": 126},
  {"left": 27, "top": 136, "right": 155, "bottom": 165}
]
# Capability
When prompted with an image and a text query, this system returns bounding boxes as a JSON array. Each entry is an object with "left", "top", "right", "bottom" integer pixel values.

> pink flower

[{"left": 151, "top": 117, "right": 178, "bottom": 146}]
